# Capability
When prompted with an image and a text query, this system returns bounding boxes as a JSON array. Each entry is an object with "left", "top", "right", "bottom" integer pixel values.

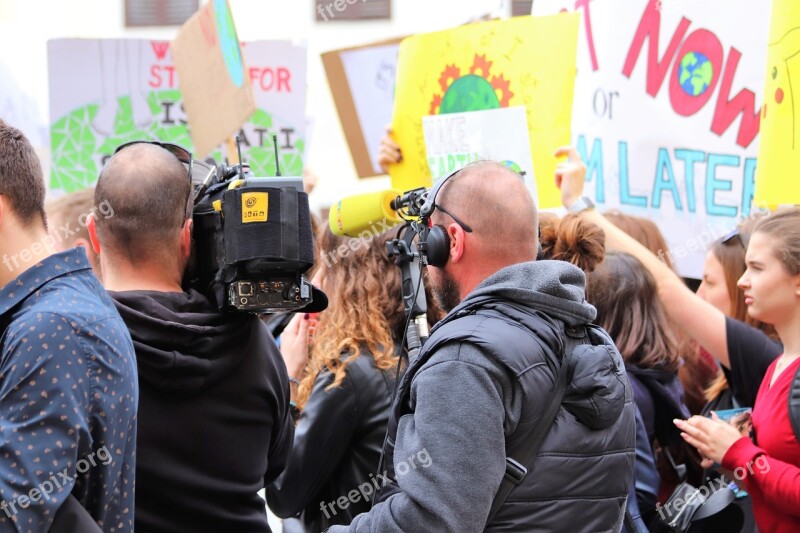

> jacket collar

[{"left": 0, "top": 247, "right": 92, "bottom": 316}]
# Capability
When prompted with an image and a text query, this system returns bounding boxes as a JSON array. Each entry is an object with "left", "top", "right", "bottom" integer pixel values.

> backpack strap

[
  {"left": 789, "top": 364, "right": 800, "bottom": 443},
  {"left": 485, "top": 323, "right": 587, "bottom": 526}
]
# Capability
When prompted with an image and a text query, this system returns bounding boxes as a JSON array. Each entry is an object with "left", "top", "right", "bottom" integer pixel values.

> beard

[{"left": 432, "top": 268, "right": 462, "bottom": 313}]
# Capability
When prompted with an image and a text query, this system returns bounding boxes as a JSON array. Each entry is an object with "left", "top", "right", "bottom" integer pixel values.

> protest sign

[
  {"left": 390, "top": 13, "right": 580, "bottom": 207},
  {"left": 48, "top": 39, "right": 306, "bottom": 193},
  {"left": 48, "top": 38, "right": 307, "bottom": 194},
  {"left": 322, "top": 39, "right": 402, "bottom": 178},
  {"left": 423, "top": 106, "right": 535, "bottom": 197},
  {"left": 533, "top": 0, "right": 770, "bottom": 277},
  {"left": 172, "top": 0, "right": 254, "bottom": 158},
  {"left": 755, "top": 0, "right": 800, "bottom": 207}
]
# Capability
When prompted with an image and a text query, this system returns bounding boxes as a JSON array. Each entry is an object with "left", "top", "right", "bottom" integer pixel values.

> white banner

[
  {"left": 47, "top": 38, "right": 307, "bottom": 195},
  {"left": 423, "top": 106, "right": 536, "bottom": 198},
  {"left": 533, "top": 0, "right": 770, "bottom": 277}
]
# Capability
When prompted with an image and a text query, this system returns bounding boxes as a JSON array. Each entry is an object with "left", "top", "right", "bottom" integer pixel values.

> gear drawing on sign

[{"left": 429, "top": 54, "right": 513, "bottom": 115}]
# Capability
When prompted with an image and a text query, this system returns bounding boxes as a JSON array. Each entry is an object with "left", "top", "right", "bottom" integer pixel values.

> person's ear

[
  {"left": 448, "top": 223, "right": 466, "bottom": 264},
  {"left": 73, "top": 237, "right": 91, "bottom": 253},
  {"left": 86, "top": 214, "right": 102, "bottom": 254},
  {"left": 180, "top": 218, "right": 193, "bottom": 261}
]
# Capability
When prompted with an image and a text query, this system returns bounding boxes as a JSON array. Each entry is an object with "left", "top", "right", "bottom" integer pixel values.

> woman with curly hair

[{"left": 266, "top": 226, "right": 406, "bottom": 532}]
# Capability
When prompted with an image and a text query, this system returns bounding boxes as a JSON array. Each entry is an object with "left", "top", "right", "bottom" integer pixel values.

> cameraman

[
  {"left": 86, "top": 142, "right": 294, "bottom": 532},
  {"left": 329, "top": 162, "right": 635, "bottom": 532}
]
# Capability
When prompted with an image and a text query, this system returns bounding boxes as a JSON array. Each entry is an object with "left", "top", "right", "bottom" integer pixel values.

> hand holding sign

[{"left": 554, "top": 146, "right": 587, "bottom": 209}]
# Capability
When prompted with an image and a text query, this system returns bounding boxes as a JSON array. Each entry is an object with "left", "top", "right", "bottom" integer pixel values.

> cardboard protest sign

[
  {"left": 322, "top": 39, "right": 402, "bottom": 178},
  {"left": 423, "top": 106, "right": 536, "bottom": 197},
  {"left": 755, "top": 0, "right": 800, "bottom": 207},
  {"left": 48, "top": 38, "right": 306, "bottom": 194},
  {"left": 171, "top": 0, "right": 255, "bottom": 158},
  {"left": 533, "top": 0, "right": 770, "bottom": 277},
  {"left": 390, "top": 14, "right": 580, "bottom": 208}
]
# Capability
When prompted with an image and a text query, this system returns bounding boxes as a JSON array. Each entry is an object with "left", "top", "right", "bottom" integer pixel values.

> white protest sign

[
  {"left": 48, "top": 38, "right": 307, "bottom": 195},
  {"left": 532, "top": 0, "right": 770, "bottom": 277},
  {"left": 423, "top": 106, "right": 536, "bottom": 199}
]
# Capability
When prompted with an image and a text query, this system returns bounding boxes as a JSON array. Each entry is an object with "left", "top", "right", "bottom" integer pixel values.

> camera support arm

[{"left": 386, "top": 224, "right": 429, "bottom": 361}]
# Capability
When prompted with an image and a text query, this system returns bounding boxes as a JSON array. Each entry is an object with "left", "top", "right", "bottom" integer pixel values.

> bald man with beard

[{"left": 330, "top": 162, "right": 635, "bottom": 533}]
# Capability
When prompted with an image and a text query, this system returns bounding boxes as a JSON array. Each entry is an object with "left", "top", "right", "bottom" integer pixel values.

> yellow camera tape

[{"left": 241, "top": 192, "right": 269, "bottom": 223}]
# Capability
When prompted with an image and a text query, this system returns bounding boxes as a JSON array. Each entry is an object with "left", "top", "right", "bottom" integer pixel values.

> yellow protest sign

[
  {"left": 755, "top": 0, "right": 800, "bottom": 206},
  {"left": 389, "top": 13, "right": 579, "bottom": 208}
]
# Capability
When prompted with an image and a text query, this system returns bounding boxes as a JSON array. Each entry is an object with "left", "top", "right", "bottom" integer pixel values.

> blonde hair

[
  {"left": 295, "top": 227, "right": 404, "bottom": 409},
  {"left": 45, "top": 187, "right": 96, "bottom": 245}
]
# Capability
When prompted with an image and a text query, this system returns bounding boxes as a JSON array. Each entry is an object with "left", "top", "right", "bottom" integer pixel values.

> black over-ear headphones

[
  {"left": 418, "top": 169, "right": 464, "bottom": 268},
  {"left": 417, "top": 167, "right": 545, "bottom": 268}
]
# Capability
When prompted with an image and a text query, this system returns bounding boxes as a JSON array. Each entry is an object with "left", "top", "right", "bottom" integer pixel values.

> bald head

[
  {"left": 94, "top": 143, "right": 190, "bottom": 261},
  {"left": 432, "top": 161, "right": 538, "bottom": 262}
]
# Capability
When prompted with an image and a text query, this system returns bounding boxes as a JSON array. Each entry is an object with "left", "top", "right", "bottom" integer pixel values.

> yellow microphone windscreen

[{"left": 329, "top": 189, "right": 403, "bottom": 237}]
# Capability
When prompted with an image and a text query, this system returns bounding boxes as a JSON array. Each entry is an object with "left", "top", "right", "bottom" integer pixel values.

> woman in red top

[{"left": 675, "top": 208, "right": 800, "bottom": 532}]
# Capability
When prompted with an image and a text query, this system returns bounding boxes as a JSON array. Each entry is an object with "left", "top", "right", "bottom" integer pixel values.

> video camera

[{"left": 185, "top": 137, "right": 325, "bottom": 314}]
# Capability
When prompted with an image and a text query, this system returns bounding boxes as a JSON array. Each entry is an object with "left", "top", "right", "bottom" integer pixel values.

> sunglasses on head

[
  {"left": 427, "top": 203, "right": 474, "bottom": 233},
  {"left": 113, "top": 140, "right": 194, "bottom": 221},
  {"left": 721, "top": 227, "right": 749, "bottom": 250}
]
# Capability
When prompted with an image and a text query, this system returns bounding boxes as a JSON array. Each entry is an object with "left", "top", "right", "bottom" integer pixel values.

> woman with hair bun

[
  {"left": 540, "top": 214, "right": 677, "bottom": 531},
  {"left": 539, "top": 212, "right": 606, "bottom": 276}
]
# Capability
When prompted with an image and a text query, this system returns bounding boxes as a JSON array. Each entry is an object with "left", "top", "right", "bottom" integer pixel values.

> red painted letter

[
  {"left": 148, "top": 65, "right": 162, "bottom": 88},
  {"left": 711, "top": 47, "right": 761, "bottom": 148},
  {"left": 622, "top": 0, "right": 692, "bottom": 97},
  {"left": 574, "top": 0, "right": 599, "bottom": 71},
  {"left": 150, "top": 41, "right": 170, "bottom": 61},
  {"left": 277, "top": 68, "right": 291, "bottom": 92}
]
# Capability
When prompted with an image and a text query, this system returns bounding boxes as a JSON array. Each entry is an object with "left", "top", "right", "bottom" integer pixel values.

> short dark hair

[
  {"left": 0, "top": 119, "right": 46, "bottom": 228},
  {"left": 93, "top": 143, "right": 189, "bottom": 260}
]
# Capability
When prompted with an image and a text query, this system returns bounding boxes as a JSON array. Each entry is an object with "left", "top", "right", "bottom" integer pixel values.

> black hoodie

[{"left": 110, "top": 290, "right": 294, "bottom": 533}]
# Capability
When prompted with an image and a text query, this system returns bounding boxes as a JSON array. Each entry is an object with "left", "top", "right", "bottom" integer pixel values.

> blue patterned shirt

[{"left": 0, "top": 248, "right": 138, "bottom": 532}]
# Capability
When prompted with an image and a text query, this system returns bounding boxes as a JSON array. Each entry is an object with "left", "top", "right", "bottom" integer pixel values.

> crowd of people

[{"left": 0, "top": 86, "right": 799, "bottom": 533}]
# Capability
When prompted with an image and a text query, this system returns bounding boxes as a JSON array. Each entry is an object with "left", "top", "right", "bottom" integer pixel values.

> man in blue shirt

[{"left": 0, "top": 119, "right": 138, "bottom": 532}]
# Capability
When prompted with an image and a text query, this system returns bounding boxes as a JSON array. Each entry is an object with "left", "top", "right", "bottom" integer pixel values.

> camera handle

[
  {"left": 386, "top": 224, "right": 429, "bottom": 360},
  {"left": 372, "top": 224, "right": 430, "bottom": 509}
]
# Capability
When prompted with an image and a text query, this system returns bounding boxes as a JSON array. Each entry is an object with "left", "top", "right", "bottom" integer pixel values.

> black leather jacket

[{"left": 266, "top": 351, "right": 398, "bottom": 532}]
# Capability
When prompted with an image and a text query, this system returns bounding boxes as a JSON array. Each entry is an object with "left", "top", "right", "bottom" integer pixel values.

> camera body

[{"left": 186, "top": 162, "right": 318, "bottom": 314}]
